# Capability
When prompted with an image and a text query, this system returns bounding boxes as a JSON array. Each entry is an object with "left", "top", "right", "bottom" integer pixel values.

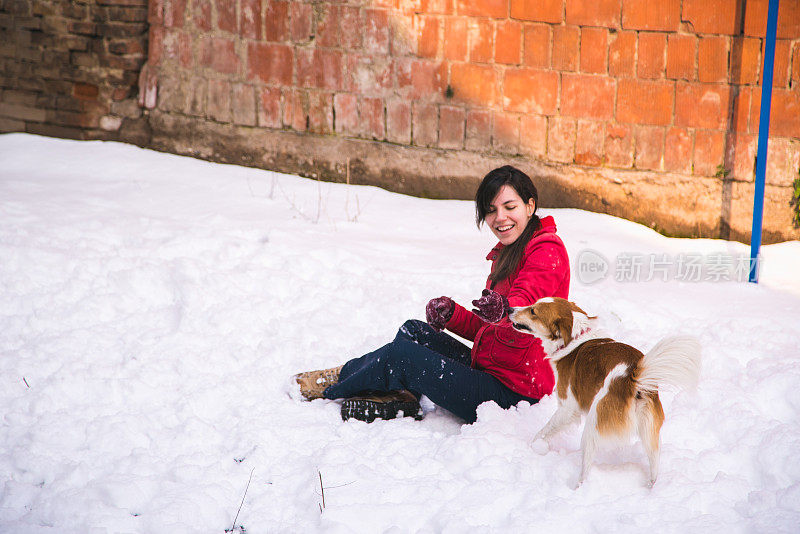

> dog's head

[{"left": 509, "top": 297, "right": 593, "bottom": 347}]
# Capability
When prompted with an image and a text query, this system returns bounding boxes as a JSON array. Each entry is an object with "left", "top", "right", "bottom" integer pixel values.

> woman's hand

[
  {"left": 426, "top": 296, "right": 455, "bottom": 332},
  {"left": 471, "top": 289, "right": 510, "bottom": 323}
]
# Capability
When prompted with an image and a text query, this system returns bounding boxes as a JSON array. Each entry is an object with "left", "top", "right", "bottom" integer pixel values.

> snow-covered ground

[{"left": 1, "top": 133, "right": 799, "bottom": 533}]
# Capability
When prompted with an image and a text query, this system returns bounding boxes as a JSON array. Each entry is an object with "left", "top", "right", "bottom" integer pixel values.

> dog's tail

[{"left": 637, "top": 336, "right": 701, "bottom": 394}]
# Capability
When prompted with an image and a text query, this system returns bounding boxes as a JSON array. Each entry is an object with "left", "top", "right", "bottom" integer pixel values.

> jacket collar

[{"left": 486, "top": 216, "right": 557, "bottom": 260}]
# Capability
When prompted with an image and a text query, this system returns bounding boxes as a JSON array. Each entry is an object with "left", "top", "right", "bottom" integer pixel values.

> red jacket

[{"left": 445, "top": 216, "right": 570, "bottom": 399}]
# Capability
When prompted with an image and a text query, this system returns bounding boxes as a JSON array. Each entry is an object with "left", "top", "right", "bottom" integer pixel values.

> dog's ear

[
  {"left": 555, "top": 316, "right": 573, "bottom": 346},
  {"left": 567, "top": 300, "right": 597, "bottom": 320}
]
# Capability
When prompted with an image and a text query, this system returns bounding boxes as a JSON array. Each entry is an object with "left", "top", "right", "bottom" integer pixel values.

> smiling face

[{"left": 483, "top": 184, "right": 536, "bottom": 245}]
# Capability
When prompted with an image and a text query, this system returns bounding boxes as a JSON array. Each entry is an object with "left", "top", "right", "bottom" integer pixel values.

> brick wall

[
  {"left": 0, "top": 0, "right": 149, "bottom": 142},
  {"left": 3, "top": 0, "right": 800, "bottom": 242}
]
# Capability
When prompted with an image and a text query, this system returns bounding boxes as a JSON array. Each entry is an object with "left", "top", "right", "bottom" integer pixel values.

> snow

[{"left": 1, "top": 133, "right": 799, "bottom": 533}]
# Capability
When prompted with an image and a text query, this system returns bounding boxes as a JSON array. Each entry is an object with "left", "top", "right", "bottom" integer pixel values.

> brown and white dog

[{"left": 509, "top": 297, "right": 701, "bottom": 487}]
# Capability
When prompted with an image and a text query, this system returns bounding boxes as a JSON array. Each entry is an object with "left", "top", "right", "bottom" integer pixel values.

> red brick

[
  {"left": 605, "top": 123, "right": 634, "bottom": 167},
  {"left": 165, "top": 0, "right": 186, "bottom": 28},
  {"left": 523, "top": 24, "right": 550, "bottom": 68},
  {"left": 200, "top": 36, "right": 239, "bottom": 75},
  {"left": 207, "top": 78, "right": 231, "bottom": 122},
  {"left": 444, "top": 18, "right": 468, "bottom": 61},
  {"left": 609, "top": 31, "right": 636, "bottom": 77},
  {"left": 147, "top": 25, "right": 163, "bottom": 64},
  {"left": 258, "top": 87, "right": 281, "bottom": 128},
  {"left": 240, "top": 0, "right": 261, "bottom": 40},
  {"left": 163, "top": 28, "right": 192, "bottom": 68},
  {"left": 73, "top": 82, "right": 99, "bottom": 100},
  {"left": 547, "top": 116, "right": 576, "bottom": 163},
  {"left": 396, "top": 58, "right": 446, "bottom": 100},
  {"left": 638, "top": 32, "right": 666, "bottom": 79},
  {"left": 574, "top": 120, "right": 605, "bottom": 166},
  {"left": 726, "top": 132, "right": 756, "bottom": 180},
  {"left": 282, "top": 89, "right": 306, "bottom": 131},
  {"left": 412, "top": 103, "right": 438, "bottom": 147},
  {"left": 248, "top": 42, "right": 293, "bottom": 85},
  {"left": 698, "top": 37, "right": 729, "bottom": 83},
  {"left": 496, "top": 20, "right": 522, "bottom": 64},
  {"left": 148, "top": 0, "right": 163, "bottom": 25},
  {"left": 458, "top": 0, "right": 507, "bottom": 18},
  {"left": 364, "top": 9, "right": 391, "bottom": 55},
  {"left": 232, "top": 83, "right": 256, "bottom": 126},
  {"left": 493, "top": 112, "right": 520, "bottom": 154},
  {"left": 770, "top": 40, "right": 791, "bottom": 87},
  {"left": 729, "top": 37, "right": 761, "bottom": 85},
  {"left": 386, "top": 99, "right": 411, "bottom": 144},
  {"left": 634, "top": 125, "right": 664, "bottom": 170},
  {"left": 793, "top": 42, "right": 800, "bottom": 87},
  {"left": 290, "top": 2, "right": 312, "bottom": 42},
  {"left": 552, "top": 25, "right": 580, "bottom": 71},
  {"left": 751, "top": 88, "right": 800, "bottom": 137},
  {"left": 439, "top": 106, "right": 465, "bottom": 149},
  {"left": 561, "top": 74, "right": 615, "bottom": 119},
  {"left": 666, "top": 34, "right": 696, "bottom": 81},
  {"left": 502, "top": 67, "right": 558, "bottom": 114},
  {"left": 682, "top": 0, "right": 739, "bottom": 35},
  {"left": 465, "top": 109, "right": 492, "bottom": 150},
  {"left": 622, "top": 0, "right": 681, "bottom": 31},
  {"left": 511, "top": 0, "right": 562, "bottom": 23},
  {"left": 297, "top": 49, "right": 345, "bottom": 91},
  {"left": 520, "top": 114, "right": 547, "bottom": 157},
  {"left": 318, "top": 5, "right": 361, "bottom": 50},
  {"left": 566, "top": 0, "right": 621, "bottom": 28},
  {"left": 731, "top": 87, "right": 752, "bottom": 132},
  {"left": 422, "top": 0, "right": 454, "bottom": 14},
  {"left": 108, "top": 38, "right": 145, "bottom": 55},
  {"left": 193, "top": 0, "right": 211, "bottom": 31},
  {"left": 580, "top": 27, "right": 607, "bottom": 73},
  {"left": 265, "top": 1, "right": 288, "bottom": 41},
  {"left": 451, "top": 63, "right": 498, "bottom": 106},
  {"left": 334, "top": 93, "right": 358, "bottom": 135},
  {"left": 765, "top": 137, "right": 800, "bottom": 186},
  {"left": 469, "top": 19, "right": 494, "bottom": 63},
  {"left": 216, "top": 0, "right": 236, "bottom": 33},
  {"left": 308, "top": 92, "right": 333, "bottom": 134},
  {"left": 744, "top": 0, "right": 800, "bottom": 39},
  {"left": 360, "top": 98, "right": 384, "bottom": 140},
  {"left": 664, "top": 127, "right": 693, "bottom": 173},
  {"left": 417, "top": 15, "right": 440, "bottom": 58},
  {"left": 693, "top": 130, "right": 725, "bottom": 176},
  {"left": 347, "top": 55, "right": 393, "bottom": 96},
  {"left": 675, "top": 83, "right": 731, "bottom": 129},
  {"left": 617, "top": 79, "right": 674, "bottom": 125}
]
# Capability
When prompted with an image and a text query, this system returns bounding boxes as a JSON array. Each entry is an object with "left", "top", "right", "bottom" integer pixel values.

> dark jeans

[{"left": 323, "top": 320, "right": 538, "bottom": 423}]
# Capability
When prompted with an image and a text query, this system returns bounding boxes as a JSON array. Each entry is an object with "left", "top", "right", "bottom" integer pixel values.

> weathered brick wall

[
  {"left": 3, "top": 0, "right": 800, "bottom": 243},
  {"left": 0, "top": 0, "right": 149, "bottom": 143}
]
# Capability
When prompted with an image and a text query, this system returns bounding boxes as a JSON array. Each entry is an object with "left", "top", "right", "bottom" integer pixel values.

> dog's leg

[
  {"left": 577, "top": 418, "right": 600, "bottom": 488},
  {"left": 532, "top": 396, "right": 579, "bottom": 444},
  {"left": 637, "top": 395, "right": 664, "bottom": 487}
]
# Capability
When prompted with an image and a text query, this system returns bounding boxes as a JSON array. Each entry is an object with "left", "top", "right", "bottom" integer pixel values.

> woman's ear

[{"left": 526, "top": 199, "right": 536, "bottom": 217}]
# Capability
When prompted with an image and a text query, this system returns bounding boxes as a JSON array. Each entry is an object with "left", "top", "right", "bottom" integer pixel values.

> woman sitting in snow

[{"left": 293, "top": 165, "right": 570, "bottom": 423}]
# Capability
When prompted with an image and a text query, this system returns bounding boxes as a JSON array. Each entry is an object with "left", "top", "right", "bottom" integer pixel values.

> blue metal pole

[{"left": 749, "top": 0, "right": 780, "bottom": 283}]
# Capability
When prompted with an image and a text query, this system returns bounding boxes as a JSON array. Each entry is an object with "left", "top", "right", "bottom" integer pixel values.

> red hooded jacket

[{"left": 445, "top": 216, "right": 570, "bottom": 399}]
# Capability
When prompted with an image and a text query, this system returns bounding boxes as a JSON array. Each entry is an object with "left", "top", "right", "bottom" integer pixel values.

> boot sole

[{"left": 341, "top": 398, "right": 424, "bottom": 423}]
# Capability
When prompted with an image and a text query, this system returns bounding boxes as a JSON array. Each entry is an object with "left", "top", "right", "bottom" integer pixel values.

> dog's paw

[{"left": 529, "top": 438, "right": 550, "bottom": 455}]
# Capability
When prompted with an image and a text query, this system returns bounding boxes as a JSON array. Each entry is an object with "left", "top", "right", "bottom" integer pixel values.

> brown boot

[
  {"left": 340, "top": 390, "right": 423, "bottom": 423},
  {"left": 293, "top": 365, "right": 344, "bottom": 401}
]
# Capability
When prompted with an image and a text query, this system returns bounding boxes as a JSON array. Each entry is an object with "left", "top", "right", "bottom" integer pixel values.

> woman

[{"left": 293, "top": 165, "right": 570, "bottom": 423}]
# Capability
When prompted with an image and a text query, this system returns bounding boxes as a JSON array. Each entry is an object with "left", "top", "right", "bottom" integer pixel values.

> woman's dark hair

[{"left": 475, "top": 165, "right": 541, "bottom": 287}]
